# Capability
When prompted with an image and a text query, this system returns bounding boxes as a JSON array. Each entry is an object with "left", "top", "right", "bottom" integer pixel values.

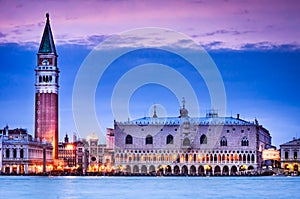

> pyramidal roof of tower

[{"left": 38, "top": 13, "right": 57, "bottom": 55}]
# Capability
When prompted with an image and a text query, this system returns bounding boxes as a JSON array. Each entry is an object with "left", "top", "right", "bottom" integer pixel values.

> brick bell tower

[{"left": 35, "top": 13, "right": 59, "bottom": 159}]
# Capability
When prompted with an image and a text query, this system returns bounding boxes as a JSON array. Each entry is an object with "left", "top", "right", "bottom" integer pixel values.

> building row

[{"left": 1, "top": 112, "right": 299, "bottom": 176}]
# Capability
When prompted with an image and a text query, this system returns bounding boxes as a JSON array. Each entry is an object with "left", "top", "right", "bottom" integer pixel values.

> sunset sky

[{"left": 1, "top": 0, "right": 300, "bottom": 146}]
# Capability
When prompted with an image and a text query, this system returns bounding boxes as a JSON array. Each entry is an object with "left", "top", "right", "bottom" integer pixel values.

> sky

[{"left": 0, "top": 0, "right": 300, "bottom": 147}]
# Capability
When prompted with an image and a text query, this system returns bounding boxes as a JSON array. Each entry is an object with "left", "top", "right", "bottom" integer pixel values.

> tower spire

[
  {"left": 38, "top": 13, "right": 57, "bottom": 55},
  {"left": 153, "top": 104, "right": 158, "bottom": 118},
  {"left": 182, "top": 97, "right": 186, "bottom": 108}
]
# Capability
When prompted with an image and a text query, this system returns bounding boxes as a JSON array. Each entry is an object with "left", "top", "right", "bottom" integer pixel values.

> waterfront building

[
  {"left": 0, "top": 126, "right": 53, "bottom": 174},
  {"left": 114, "top": 100, "right": 272, "bottom": 175},
  {"left": 57, "top": 133, "right": 85, "bottom": 173},
  {"left": 34, "top": 13, "right": 59, "bottom": 159},
  {"left": 280, "top": 138, "right": 300, "bottom": 174},
  {"left": 82, "top": 132, "right": 114, "bottom": 173}
]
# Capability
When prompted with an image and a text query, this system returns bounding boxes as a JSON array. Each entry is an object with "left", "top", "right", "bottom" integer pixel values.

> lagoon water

[{"left": 1, "top": 176, "right": 299, "bottom": 199}]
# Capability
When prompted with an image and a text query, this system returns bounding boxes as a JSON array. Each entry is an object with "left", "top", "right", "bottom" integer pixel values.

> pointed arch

[
  {"left": 241, "top": 137, "right": 249, "bottom": 146},
  {"left": 220, "top": 136, "right": 227, "bottom": 146},
  {"left": 200, "top": 134, "right": 207, "bottom": 144},
  {"left": 251, "top": 154, "right": 255, "bottom": 163},
  {"left": 166, "top": 134, "right": 174, "bottom": 144},
  {"left": 125, "top": 134, "right": 133, "bottom": 144},
  {"left": 243, "top": 154, "right": 246, "bottom": 163}
]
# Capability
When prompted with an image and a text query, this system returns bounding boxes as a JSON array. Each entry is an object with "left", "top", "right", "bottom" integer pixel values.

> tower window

[{"left": 39, "top": 76, "right": 42, "bottom": 82}]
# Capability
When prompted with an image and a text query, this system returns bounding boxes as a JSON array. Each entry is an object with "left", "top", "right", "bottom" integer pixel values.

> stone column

[{"left": 25, "top": 164, "right": 28, "bottom": 174}]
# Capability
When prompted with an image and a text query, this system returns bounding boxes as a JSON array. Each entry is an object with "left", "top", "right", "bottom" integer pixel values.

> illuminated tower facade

[{"left": 34, "top": 13, "right": 59, "bottom": 159}]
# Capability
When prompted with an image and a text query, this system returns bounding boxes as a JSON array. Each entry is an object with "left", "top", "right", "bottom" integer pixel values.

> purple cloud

[{"left": 0, "top": 32, "right": 6, "bottom": 38}]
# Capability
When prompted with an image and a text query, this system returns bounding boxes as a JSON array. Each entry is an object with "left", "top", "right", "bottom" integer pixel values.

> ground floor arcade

[{"left": 115, "top": 164, "right": 257, "bottom": 176}]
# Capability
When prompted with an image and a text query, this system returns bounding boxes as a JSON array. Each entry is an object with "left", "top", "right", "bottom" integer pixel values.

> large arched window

[
  {"left": 125, "top": 134, "right": 133, "bottom": 144},
  {"left": 241, "top": 137, "right": 249, "bottom": 146},
  {"left": 220, "top": 136, "right": 227, "bottom": 146},
  {"left": 146, "top": 135, "right": 153, "bottom": 145},
  {"left": 166, "top": 134, "right": 174, "bottom": 144},
  {"left": 183, "top": 137, "right": 190, "bottom": 146},
  {"left": 200, "top": 134, "right": 207, "bottom": 144}
]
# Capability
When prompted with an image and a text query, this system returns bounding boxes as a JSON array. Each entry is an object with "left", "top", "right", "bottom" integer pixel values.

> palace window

[
  {"left": 220, "top": 136, "right": 227, "bottom": 147},
  {"left": 200, "top": 134, "right": 207, "bottom": 144},
  {"left": 166, "top": 134, "right": 174, "bottom": 144},
  {"left": 294, "top": 151, "right": 297, "bottom": 159},
  {"left": 183, "top": 138, "right": 190, "bottom": 146},
  {"left": 125, "top": 134, "right": 133, "bottom": 144},
  {"left": 145, "top": 135, "right": 153, "bottom": 145},
  {"left": 241, "top": 137, "right": 249, "bottom": 146}
]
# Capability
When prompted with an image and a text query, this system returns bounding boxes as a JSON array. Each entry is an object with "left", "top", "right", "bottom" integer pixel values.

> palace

[{"left": 114, "top": 100, "right": 272, "bottom": 175}]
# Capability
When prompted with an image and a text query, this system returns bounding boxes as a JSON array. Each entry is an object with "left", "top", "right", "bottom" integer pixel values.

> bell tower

[{"left": 35, "top": 13, "right": 59, "bottom": 159}]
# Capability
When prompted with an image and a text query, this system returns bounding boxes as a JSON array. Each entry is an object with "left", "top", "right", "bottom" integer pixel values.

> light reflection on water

[{"left": 0, "top": 176, "right": 299, "bottom": 199}]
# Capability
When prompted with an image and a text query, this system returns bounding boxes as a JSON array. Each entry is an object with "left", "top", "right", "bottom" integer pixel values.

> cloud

[
  {"left": 0, "top": 32, "right": 6, "bottom": 38},
  {"left": 240, "top": 42, "right": 300, "bottom": 51},
  {"left": 202, "top": 41, "right": 224, "bottom": 50},
  {"left": 203, "top": 29, "right": 254, "bottom": 37},
  {"left": 87, "top": 35, "right": 108, "bottom": 44}
]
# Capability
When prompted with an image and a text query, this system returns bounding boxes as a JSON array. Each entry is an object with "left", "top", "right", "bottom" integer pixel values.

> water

[{"left": 0, "top": 176, "right": 299, "bottom": 199}]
